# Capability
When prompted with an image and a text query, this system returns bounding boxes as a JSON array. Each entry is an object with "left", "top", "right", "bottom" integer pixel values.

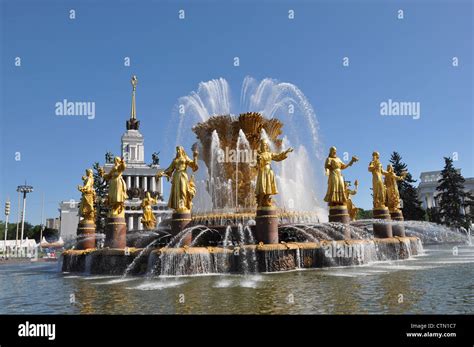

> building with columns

[
  {"left": 103, "top": 76, "right": 171, "bottom": 231},
  {"left": 418, "top": 169, "right": 474, "bottom": 210}
]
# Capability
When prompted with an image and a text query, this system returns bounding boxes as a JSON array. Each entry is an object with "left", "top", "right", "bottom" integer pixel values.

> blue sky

[{"left": 1, "top": 0, "right": 472, "bottom": 224}]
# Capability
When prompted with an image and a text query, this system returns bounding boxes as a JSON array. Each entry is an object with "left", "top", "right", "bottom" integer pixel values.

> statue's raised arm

[
  {"left": 255, "top": 140, "right": 292, "bottom": 208},
  {"left": 324, "top": 146, "right": 358, "bottom": 206},
  {"left": 160, "top": 146, "right": 199, "bottom": 213}
]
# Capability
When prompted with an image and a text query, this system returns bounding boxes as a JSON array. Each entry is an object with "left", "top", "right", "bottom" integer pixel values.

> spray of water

[{"left": 170, "top": 76, "right": 326, "bottom": 218}]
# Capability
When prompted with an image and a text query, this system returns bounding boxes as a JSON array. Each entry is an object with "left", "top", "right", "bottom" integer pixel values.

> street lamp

[
  {"left": 16, "top": 184, "right": 33, "bottom": 257},
  {"left": 3, "top": 200, "right": 10, "bottom": 257}
]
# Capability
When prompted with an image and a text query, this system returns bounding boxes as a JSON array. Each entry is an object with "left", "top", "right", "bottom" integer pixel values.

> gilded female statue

[
  {"left": 157, "top": 146, "right": 198, "bottom": 212},
  {"left": 77, "top": 169, "right": 96, "bottom": 222},
  {"left": 344, "top": 180, "right": 358, "bottom": 220},
  {"left": 384, "top": 164, "right": 407, "bottom": 212},
  {"left": 255, "top": 140, "right": 293, "bottom": 207},
  {"left": 141, "top": 192, "right": 158, "bottom": 230},
  {"left": 368, "top": 151, "right": 388, "bottom": 209},
  {"left": 324, "top": 147, "right": 358, "bottom": 206},
  {"left": 99, "top": 157, "right": 128, "bottom": 217}
]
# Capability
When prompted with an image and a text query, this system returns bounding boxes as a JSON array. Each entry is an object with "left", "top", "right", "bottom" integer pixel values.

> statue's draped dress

[
  {"left": 142, "top": 197, "right": 156, "bottom": 224},
  {"left": 345, "top": 188, "right": 356, "bottom": 215},
  {"left": 79, "top": 176, "right": 95, "bottom": 219},
  {"left": 255, "top": 151, "right": 288, "bottom": 197},
  {"left": 107, "top": 163, "right": 128, "bottom": 205},
  {"left": 324, "top": 157, "right": 347, "bottom": 205},
  {"left": 164, "top": 155, "right": 197, "bottom": 211},
  {"left": 385, "top": 171, "right": 401, "bottom": 210},
  {"left": 369, "top": 161, "right": 386, "bottom": 208}
]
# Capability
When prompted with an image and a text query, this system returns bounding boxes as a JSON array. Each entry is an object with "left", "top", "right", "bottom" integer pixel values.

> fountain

[{"left": 61, "top": 76, "right": 467, "bottom": 278}]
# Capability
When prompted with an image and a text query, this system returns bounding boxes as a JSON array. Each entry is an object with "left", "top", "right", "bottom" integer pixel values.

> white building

[
  {"left": 418, "top": 169, "right": 474, "bottom": 209},
  {"left": 1, "top": 239, "right": 38, "bottom": 258},
  {"left": 57, "top": 77, "right": 171, "bottom": 236},
  {"left": 46, "top": 217, "right": 60, "bottom": 230},
  {"left": 103, "top": 76, "right": 171, "bottom": 231},
  {"left": 58, "top": 200, "right": 80, "bottom": 242}
]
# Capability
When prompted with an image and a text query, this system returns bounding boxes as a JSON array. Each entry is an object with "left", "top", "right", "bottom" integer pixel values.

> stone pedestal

[
  {"left": 255, "top": 207, "right": 279, "bottom": 244},
  {"left": 328, "top": 205, "right": 351, "bottom": 224},
  {"left": 105, "top": 217, "right": 127, "bottom": 249},
  {"left": 390, "top": 210, "right": 406, "bottom": 237},
  {"left": 171, "top": 211, "right": 192, "bottom": 246},
  {"left": 328, "top": 205, "right": 351, "bottom": 239},
  {"left": 373, "top": 207, "right": 393, "bottom": 238},
  {"left": 76, "top": 220, "right": 96, "bottom": 250}
]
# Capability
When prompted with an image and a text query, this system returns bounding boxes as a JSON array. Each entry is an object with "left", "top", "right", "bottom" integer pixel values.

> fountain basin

[{"left": 62, "top": 236, "right": 422, "bottom": 276}]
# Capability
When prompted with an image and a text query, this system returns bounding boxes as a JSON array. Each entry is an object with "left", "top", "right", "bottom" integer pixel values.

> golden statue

[
  {"left": 385, "top": 164, "right": 407, "bottom": 213},
  {"left": 99, "top": 157, "right": 128, "bottom": 217},
  {"left": 324, "top": 147, "right": 358, "bottom": 206},
  {"left": 141, "top": 192, "right": 158, "bottom": 230},
  {"left": 157, "top": 146, "right": 198, "bottom": 213},
  {"left": 77, "top": 169, "right": 96, "bottom": 222},
  {"left": 255, "top": 140, "right": 293, "bottom": 207},
  {"left": 344, "top": 180, "right": 359, "bottom": 220},
  {"left": 368, "top": 151, "right": 388, "bottom": 209}
]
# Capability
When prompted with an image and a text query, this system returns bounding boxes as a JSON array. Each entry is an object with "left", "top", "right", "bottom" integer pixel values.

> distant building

[
  {"left": 0, "top": 239, "right": 37, "bottom": 258},
  {"left": 58, "top": 200, "right": 80, "bottom": 242},
  {"left": 58, "top": 77, "right": 171, "bottom": 235},
  {"left": 101, "top": 76, "right": 171, "bottom": 230},
  {"left": 45, "top": 217, "right": 60, "bottom": 230},
  {"left": 418, "top": 169, "right": 474, "bottom": 210}
]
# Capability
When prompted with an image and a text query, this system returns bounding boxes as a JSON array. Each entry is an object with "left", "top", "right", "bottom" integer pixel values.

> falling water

[
  {"left": 295, "top": 248, "right": 301, "bottom": 268},
  {"left": 210, "top": 130, "right": 222, "bottom": 208},
  {"left": 84, "top": 254, "right": 92, "bottom": 275},
  {"left": 260, "top": 129, "right": 276, "bottom": 152},
  {"left": 123, "top": 238, "right": 159, "bottom": 277},
  {"left": 236, "top": 224, "right": 250, "bottom": 273},
  {"left": 240, "top": 76, "right": 321, "bottom": 159},
  {"left": 159, "top": 251, "right": 215, "bottom": 277},
  {"left": 223, "top": 225, "right": 232, "bottom": 247},
  {"left": 352, "top": 220, "right": 469, "bottom": 245},
  {"left": 170, "top": 76, "right": 325, "bottom": 216},
  {"left": 279, "top": 225, "right": 319, "bottom": 242},
  {"left": 191, "top": 228, "right": 219, "bottom": 247},
  {"left": 72, "top": 233, "right": 104, "bottom": 250},
  {"left": 151, "top": 225, "right": 218, "bottom": 276},
  {"left": 236, "top": 130, "right": 253, "bottom": 208}
]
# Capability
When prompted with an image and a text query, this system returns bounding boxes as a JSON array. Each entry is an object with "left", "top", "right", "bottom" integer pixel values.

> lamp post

[
  {"left": 40, "top": 193, "right": 44, "bottom": 253},
  {"left": 3, "top": 200, "right": 10, "bottom": 257},
  {"left": 15, "top": 191, "right": 21, "bottom": 254},
  {"left": 16, "top": 184, "right": 33, "bottom": 257}
]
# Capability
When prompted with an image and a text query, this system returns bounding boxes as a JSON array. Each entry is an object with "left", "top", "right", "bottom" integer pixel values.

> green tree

[
  {"left": 436, "top": 157, "right": 473, "bottom": 229},
  {"left": 0, "top": 221, "right": 18, "bottom": 240},
  {"left": 426, "top": 207, "right": 441, "bottom": 224},
  {"left": 93, "top": 162, "right": 109, "bottom": 233},
  {"left": 357, "top": 209, "right": 373, "bottom": 219},
  {"left": 0, "top": 222, "right": 58, "bottom": 242},
  {"left": 389, "top": 152, "right": 425, "bottom": 220}
]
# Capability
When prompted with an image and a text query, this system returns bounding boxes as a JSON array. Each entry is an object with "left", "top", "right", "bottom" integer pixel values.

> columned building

[
  {"left": 418, "top": 169, "right": 474, "bottom": 211},
  {"left": 104, "top": 76, "right": 171, "bottom": 231}
]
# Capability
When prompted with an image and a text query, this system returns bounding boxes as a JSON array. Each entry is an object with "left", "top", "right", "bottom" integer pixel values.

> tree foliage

[
  {"left": 389, "top": 152, "right": 425, "bottom": 220},
  {"left": 436, "top": 157, "right": 473, "bottom": 229}
]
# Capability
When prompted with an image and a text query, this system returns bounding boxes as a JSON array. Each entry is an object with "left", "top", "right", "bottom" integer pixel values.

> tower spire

[{"left": 126, "top": 75, "right": 140, "bottom": 130}]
